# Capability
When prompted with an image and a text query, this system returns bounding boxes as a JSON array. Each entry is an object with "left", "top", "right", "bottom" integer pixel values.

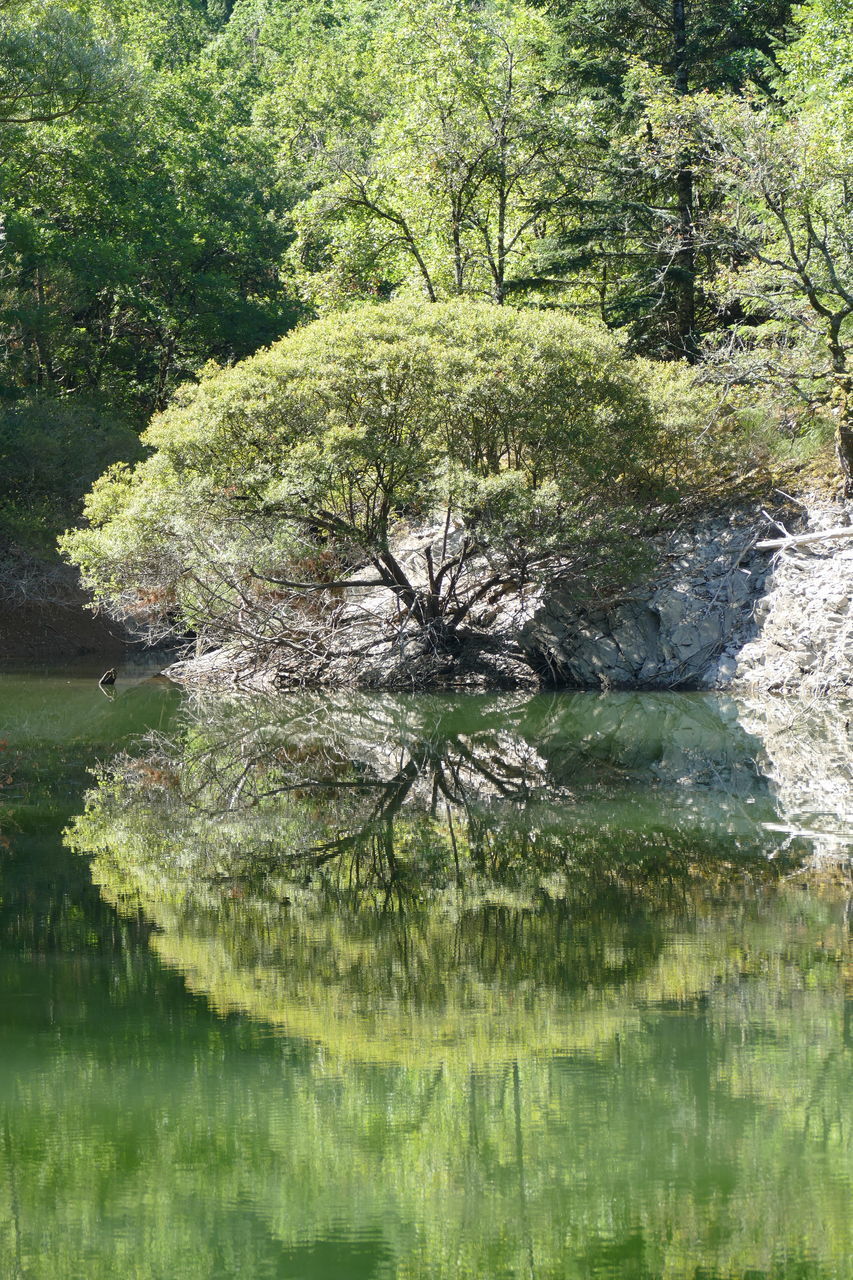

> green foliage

[
  {"left": 65, "top": 687, "right": 817, "bottom": 1067},
  {"left": 0, "top": 28, "right": 299, "bottom": 412},
  {"left": 535, "top": 0, "right": 795, "bottom": 355},
  {"left": 270, "top": 0, "right": 581, "bottom": 308},
  {"left": 548, "top": 0, "right": 792, "bottom": 95},
  {"left": 3, "top": 0, "right": 852, "bottom": 575},
  {"left": 0, "top": 0, "right": 122, "bottom": 127},
  {"left": 0, "top": 396, "right": 141, "bottom": 555},
  {"left": 777, "top": 0, "right": 853, "bottom": 114},
  {"left": 0, "top": 0, "right": 302, "bottom": 562},
  {"left": 61, "top": 299, "right": 717, "bottom": 643},
  {"left": 701, "top": 99, "right": 853, "bottom": 366},
  {"left": 689, "top": 6, "right": 853, "bottom": 480}
]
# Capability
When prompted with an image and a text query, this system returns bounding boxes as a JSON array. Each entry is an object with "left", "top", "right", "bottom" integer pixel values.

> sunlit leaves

[{"left": 60, "top": 298, "right": 686, "bottom": 640}]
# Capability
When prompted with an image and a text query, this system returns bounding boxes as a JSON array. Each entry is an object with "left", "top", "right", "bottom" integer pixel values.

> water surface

[{"left": 1, "top": 673, "right": 851, "bottom": 1278}]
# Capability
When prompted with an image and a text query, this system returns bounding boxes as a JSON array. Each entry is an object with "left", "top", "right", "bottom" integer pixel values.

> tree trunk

[
  {"left": 672, "top": 0, "right": 689, "bottom": 96},
  {"left": 673, "top": 164, "right": 697, "bottom": 360},
  {"left": 828, "top": 324, "right": 853, "bottom": 495},
  {"left": 832, "top": 373, "right": 853, "bottom": 496},
  {"left": 493, "top": 54, "right": 513, "bottom": 306},
  {"left": 32, "top": 267, "right": 55, "bottom": 388},
  {"left": 452, "top": 196, "right": 465, "bottom": 294},
  {"left": 671, "top": 0, "right": 698, "bottom": 362},
  {"left": 494, "top": 181, "right": 507, "bottom": 305}
]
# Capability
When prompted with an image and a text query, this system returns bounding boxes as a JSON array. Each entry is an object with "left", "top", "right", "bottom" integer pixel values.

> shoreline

[
  {"left": 160, "top": 495, "right": 853, "bottom": 698},
  {"left": 9, "top": 493, "right": 853, "bottom": 697}
]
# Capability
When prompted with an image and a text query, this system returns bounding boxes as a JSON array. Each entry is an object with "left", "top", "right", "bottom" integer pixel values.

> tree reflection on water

[
  {"left": 16, "top": 688, "right": 846, "bottom": 1279},
  {"left": 67, "top": 690, "right": 830, "bottom": 1064}
]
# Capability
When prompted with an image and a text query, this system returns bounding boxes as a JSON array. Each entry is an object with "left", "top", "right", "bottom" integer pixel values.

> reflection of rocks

[
  {"left": 67, "top": 687, "right": 853, "bottom": 1072},
  {"left": 180, "top": 689, "right": 778, "bottom": 839},
  {"left": 526, "top": 692, "right": 778, "bottom": 842},
  {"left": 736, "top": 696, "right": 853, "bottom": 860},
  {"left": 532, "top": 692, "right": 758, "bottom": 789},
  {"left": 130, "top": 688, "right": 853, "bottom": 863}
]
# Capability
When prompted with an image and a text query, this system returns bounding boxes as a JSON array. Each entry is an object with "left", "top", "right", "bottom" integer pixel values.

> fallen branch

[
  {"left": 756, "top": 526, "right": 853, "bottom": 550},
  {"left": 762, "top": 821, "right": 853, "bottom": 845}
]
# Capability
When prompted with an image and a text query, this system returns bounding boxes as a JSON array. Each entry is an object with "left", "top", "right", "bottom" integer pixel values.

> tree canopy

[
  {"left": 60, "top": 297, "right": 731, "bottom": 676},
  {"left": 0, "top": 0, "right": 849, "bottom": 572}
]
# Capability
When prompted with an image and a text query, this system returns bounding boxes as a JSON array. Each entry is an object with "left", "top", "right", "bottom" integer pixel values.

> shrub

[{"left": 61, "top": 299, "right": 724, "bottom": 651}]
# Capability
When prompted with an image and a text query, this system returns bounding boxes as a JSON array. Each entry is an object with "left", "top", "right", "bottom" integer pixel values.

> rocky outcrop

[
  {"left": 165, "top": 497, "right": 853, "bottom": 695},
  {"left": 520, "top": 497, "right": 853, "bottom": 695},
  {"left": 520, "top": 510, "right": 770, "bottom": 690},
  {"left": 732, "top": 504, "right": 853, "bottom": 694}
]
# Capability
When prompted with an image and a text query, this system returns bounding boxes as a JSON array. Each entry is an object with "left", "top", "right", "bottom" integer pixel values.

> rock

[
  {"left": 167, "top": 494, "right": 853, "bottom": 695},
  {"left": 733, "top": 498, "right": 853, "bottom": 694},
  {"left": 727, "top": 573, "right": 753, "bottom": 603},
  {"left": 716, "top": 655, "right": 739, "bottom": 683},
  {"left": 671, "top": 617, "right": 722, "bottom": 656},
  {"left": 520, "top": 514, "right": 764, "bottom": 689},
  {"left": 520, "top": 495, "right": 853, "bottom": 695}
]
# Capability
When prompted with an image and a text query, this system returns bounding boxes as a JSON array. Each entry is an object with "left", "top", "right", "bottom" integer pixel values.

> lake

[{"left": 1, "top": 668, "right": 851, "bottom": 1279}]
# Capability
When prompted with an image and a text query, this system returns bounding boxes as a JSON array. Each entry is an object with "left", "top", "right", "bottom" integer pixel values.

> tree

[
  {"left": 270, "top": 0, "right": 581, "bottom": 308},
  {"left": 703, "top": 0, "right": 853, "bottom": 488},
  {"left": 1, "top": 3, "right": 298, "bottom": 413},
  {"left": 541, "top": 0, "right": 794, "bottom": 357},
  {"left": 61, "top": 299, "right": 703, "bottom": 680},
  {"left": 0, "top": 0, "right": 120, "bottom": 127},
  {"left": 0, "top": 0, "right": 302, "bottom": 563}
]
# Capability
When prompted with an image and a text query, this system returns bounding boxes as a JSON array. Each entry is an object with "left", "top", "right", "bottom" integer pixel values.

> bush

[
  {"left": 60, "top": 299, "right": 726, "bottom": 649},
  {"left": 0, "top": 395, "right": 141, "bottom": 558}
]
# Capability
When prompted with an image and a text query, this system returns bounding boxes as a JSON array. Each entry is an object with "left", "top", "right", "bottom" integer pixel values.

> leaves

[{"left": 61, "top": 297, "right": 731, "bottom": 654}]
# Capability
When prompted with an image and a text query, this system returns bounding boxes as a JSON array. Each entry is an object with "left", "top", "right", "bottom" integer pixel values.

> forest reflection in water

[
  {"left": 54, "top": 688, "right": 853, "bottom": 1278},
  {"left": 66, "top": 690, "right": 851, "bottom": 1060}
]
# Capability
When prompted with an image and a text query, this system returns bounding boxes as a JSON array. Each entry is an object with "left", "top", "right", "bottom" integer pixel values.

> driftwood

[
  {"left": 756, "top": 526, "right": 853, "bottom": 550},
  {"left": 762, "top": 821, "right": 853, "bottom": 846}
]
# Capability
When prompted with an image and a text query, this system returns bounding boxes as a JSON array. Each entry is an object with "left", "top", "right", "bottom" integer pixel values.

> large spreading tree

[{"left": 61, "top": 299, "right": 717, "bottom": 676}]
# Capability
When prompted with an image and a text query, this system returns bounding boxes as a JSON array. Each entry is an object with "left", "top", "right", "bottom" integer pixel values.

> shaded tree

[
  {"left": 61, "top": 299, "right": 706, "bottom": 679},
  {"left": 541, "top": 0, "right": 794, "bottom": 357}
]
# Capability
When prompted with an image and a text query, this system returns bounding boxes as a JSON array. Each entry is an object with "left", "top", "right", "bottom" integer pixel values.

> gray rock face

[
  {"left": 733, "top": 503, "right": 853, "bottom": 694},
  {"left": 520, "top": 512, "right": 765, "bottom": 689},
  {"left": 519, "top": 496, "right": 853, "bottom": 694},
  {"left": 166, "top": 498, "right": 853, "bottom": 694}
]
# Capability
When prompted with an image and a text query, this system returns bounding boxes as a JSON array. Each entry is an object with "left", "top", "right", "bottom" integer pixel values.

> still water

[{"left": 0, "top": 670, "right": 851, "bottom": 1279}]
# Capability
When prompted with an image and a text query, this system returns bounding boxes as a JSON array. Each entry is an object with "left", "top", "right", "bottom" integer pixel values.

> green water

[{"left": 1, "top": 672, "right": 851, "bottom": 1279}]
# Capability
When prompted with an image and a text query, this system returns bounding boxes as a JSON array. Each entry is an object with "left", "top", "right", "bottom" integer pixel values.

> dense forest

[{"left": 2, "top": 0, "right": 851, "bottom": 603}]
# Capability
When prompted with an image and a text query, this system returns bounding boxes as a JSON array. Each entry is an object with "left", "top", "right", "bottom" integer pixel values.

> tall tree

[
  {"left": 0, "top": 0, "right": 119, "bottom": 127},
  {"left": 268, "top": 0, "right": 581, "bottom": 308},
  {"left": 543, "top": 0, "right": 794, "bottom": 357},
  {"left": 703, "top": 0, "right": 853, "bottom": 488}
]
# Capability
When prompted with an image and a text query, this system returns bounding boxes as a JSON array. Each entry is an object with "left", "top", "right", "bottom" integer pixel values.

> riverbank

[
  {"left": 0, "top": 557, "right": 130, "bottom": 665},
  {"left": 11, "top": 491, "right": 852, "bottom": 693},
  {"left": 523, "top": 492, "right": 853, "bottom": 695},
  {"left": 161, "top": 492, "right": 853, "bottom": 695}
]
